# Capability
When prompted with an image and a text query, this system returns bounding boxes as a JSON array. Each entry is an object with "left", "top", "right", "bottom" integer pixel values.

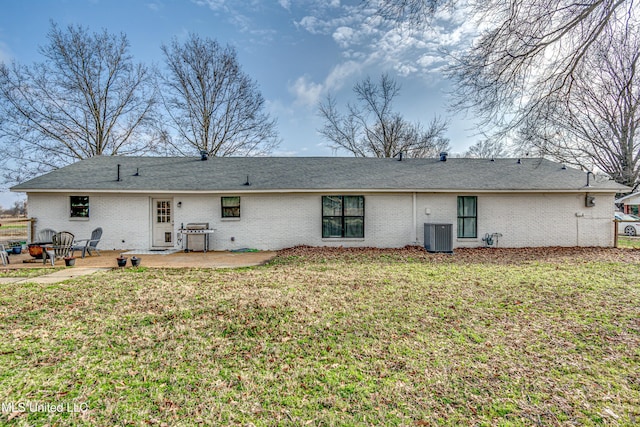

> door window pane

[{"left": 157, "top": 200, "right": 171, "bottom": 223}]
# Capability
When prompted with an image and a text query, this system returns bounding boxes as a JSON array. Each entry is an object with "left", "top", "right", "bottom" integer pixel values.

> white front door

[{"left": 152, "top": 198, "right": 174, "bottom": 247}]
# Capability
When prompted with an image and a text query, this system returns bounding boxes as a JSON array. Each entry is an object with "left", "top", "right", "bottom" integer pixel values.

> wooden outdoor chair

[
  {"left": 72, "top": 227, "right": 103, "bottom": 258},
  {"left": 43, "top": 231, "right": 74, "bottom": 266}
]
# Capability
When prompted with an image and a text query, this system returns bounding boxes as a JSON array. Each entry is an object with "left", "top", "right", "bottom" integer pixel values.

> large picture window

[
  {"left": 322, "top": 196, "right": 364, "bottom": 238},
  {"left": 457, "top": 196, "right": 477, "bottom": 238},
  {"left": 221, "top": 197, "right": 240, "bottom": 218},
  {"left": 70, "top": 196, "right": 89, "bottom": 218}
]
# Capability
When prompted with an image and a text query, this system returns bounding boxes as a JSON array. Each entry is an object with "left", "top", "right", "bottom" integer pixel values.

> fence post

[{"left": 30, "top": 218, "right": 36, "bottom": 243}]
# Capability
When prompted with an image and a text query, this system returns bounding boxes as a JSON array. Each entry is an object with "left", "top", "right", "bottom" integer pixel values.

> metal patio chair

[
  {"left": 72, "top": 227, "right": 103, "bottom": 258},
  {"left": 43, "top": 231, "right": 75, "bottom": 266}
]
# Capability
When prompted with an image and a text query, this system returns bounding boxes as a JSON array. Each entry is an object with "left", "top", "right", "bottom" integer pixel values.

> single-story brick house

[{"left": 11, "top": 155, "right": 628, "bottom": 251}]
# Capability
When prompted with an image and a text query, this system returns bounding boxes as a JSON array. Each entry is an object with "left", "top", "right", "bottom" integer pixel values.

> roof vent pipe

[
  {"left": 439, "top": 152, "right": 448, "bottom": 161},
  {"left": 200, "top": 150, "right": 208, "bottom": 161},
  {"left": 586, "top": 171, "right": 594, "bottom": 187},
  {"left": 117, "top": 164, "right": 121, "bottom": 182}
]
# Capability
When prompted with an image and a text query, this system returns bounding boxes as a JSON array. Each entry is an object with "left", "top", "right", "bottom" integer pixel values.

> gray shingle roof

[{"left": 10, "top": 156, "right": 628, "bottom": 193}]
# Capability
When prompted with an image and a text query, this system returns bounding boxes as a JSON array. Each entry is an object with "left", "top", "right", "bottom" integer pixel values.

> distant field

[
  {"left": 0, "top": 218, "right": 29, "bottom": 243},
  {"left": 0, "top": 247, "right": 639, "bottom": 426}
]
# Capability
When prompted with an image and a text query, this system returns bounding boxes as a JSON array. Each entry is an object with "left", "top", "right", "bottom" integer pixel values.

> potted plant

[
  {"left": 9, "top": 242, "right": 21, "bottom": 255},
  {"left": 116, "top": 256, "right": 127, "bottom": 267},
  {"left": 64, "top": 256, "right": 76, "bottom": 267},
  {"left": 130, "top": 256, "right": 141, "bottom": 267}
]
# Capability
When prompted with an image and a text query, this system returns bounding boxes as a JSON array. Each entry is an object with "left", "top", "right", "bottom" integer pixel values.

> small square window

[
  {"left": 70, "top": 196, "right": 89, "bottom": 218},
  {"left": 222, "top": 197, "right": 240, "bottom": 218}
]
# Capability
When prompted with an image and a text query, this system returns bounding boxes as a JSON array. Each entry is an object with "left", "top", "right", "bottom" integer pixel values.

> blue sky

[{"left": 0, "top": 0, "right": 481, "bottom": 206}]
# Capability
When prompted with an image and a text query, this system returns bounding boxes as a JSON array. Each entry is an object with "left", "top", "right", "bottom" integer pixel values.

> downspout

[{"left": 412, "top": 192, "right": 417, "bottom": 244}]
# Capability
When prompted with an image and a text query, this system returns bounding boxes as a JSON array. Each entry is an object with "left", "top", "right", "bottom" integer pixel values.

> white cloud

[
  {"left": 417, "top": 54, "right": 443, "bottom": 69},
  {"left": 289, "top": 75, "right": 324, "bottom": 106},
  {"left": 296, "top": 16, "right": 325, "bottom": 34},
  {"left": 288, "top": 60, "right": 361, "bottom": 106},
  {"left": 295, "top": 3, "right": 365, "bottom": 35},
  {"left": 192, "top": 0, "right": 226, "bottom": 11},
  {"left": 394, "top": 63, "right": 418, "bottom": 76},
  {"left": 146, "top": 2, "right": 161, "bottom": 12},
  {"left": 332, "top": 26, "right": 354, "bottom": 48},
  {"left": 278, "top": 0, "right": 291, "bottom": 10},
  {"left": 324, "top": 60, "right": 361, "bottom": 91},
  {"left": 296, "top": 2, "right": 477, "bottom": 79}
]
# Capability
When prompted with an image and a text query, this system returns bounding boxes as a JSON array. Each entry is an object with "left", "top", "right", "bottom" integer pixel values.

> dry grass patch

[
  {"left": 0, "top": 267, "right": 64, "bottom": 278},
  {"left": 0, "top": 247, "right": 639, "bottom": 426}
]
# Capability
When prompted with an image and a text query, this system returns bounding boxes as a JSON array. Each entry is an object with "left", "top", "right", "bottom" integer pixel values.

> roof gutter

[{"left": 13, "top": 187, "right": 625, "bottom": 195}]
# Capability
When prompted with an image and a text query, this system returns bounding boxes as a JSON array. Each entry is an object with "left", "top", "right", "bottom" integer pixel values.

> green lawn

[
  {"left": 0, "top": 248, "right": 639, "bottom": 426},
  {"left": 618, "top": 236, "right": 640, "bottom": 249}
]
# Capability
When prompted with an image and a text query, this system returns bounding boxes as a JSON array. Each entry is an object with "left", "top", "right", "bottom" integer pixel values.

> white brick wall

[
  {"left": 28, "top": 193, "right": 151, "bottom": 250},
  {"left": 418, "top": 193, "right": 614, "bottom": 248},
  {"left": 26, "top": 191, "right": 616, "bottom": 250}
]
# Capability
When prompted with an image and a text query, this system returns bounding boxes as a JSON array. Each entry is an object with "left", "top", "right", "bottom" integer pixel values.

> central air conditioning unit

[{"left": 424, "top": 223, "right": 453, "bottom": 253}]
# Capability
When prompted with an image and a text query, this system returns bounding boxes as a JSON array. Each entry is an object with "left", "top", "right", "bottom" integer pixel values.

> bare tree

[
  {"left": 450, "top": 1, "right": 636, "bottom": 131},
  {"left": 0, "top": 22, "right": 157, "bottom": 183},
  {"left": 11, "top": 200, "right": 26, "bottom": 217},
  {"left": 376, "top": 0, "right": 456, "bottom": 23},
  {"left": 159, "top": 34, "right": 279, "bottom": 157},
  {"left": 375, "top": 0, "right": 638, "bottom": 188},
  {"left": 464, "top": 139, "right": 508, "bottom": 158},
  {"left": 376, "top": 1, "right": 635, "bottom": 127},
  {"left": 318, "top": 74, "right": 450, "bottom": 158},
  {"left": 518, "top": 21, "right": 640, "bottom": 191}
]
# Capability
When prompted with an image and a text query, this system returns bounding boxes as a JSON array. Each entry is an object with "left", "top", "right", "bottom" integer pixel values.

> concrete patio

[{"left": 1, "top": 249, "right": 277, "bottom": 270}]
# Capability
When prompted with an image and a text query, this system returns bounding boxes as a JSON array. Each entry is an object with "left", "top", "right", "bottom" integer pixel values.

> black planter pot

[
  {"left": 131, "top": 256, "right": 141, "bottom": 267},
  {"left": 64, "top": 257, "right": 76, "bottom": 267},
  {"left": 116, "top": 257, "right": 127, "bottom": 267}
]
